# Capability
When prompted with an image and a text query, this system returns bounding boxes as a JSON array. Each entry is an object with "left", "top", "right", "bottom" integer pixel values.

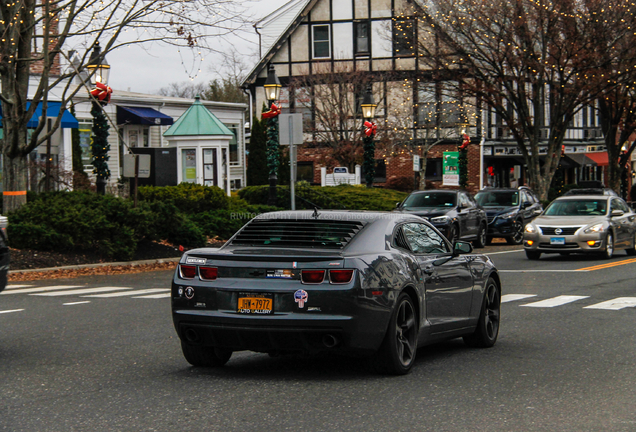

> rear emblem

[
  {"left": 294, "top": 289, "right": 308, "bottom": 308},
  {"left": 555, "top": 228, "right": 562, "bottom": 235},
  {"left": 184, "top": 286, "right": 195, "bottom": 299}
]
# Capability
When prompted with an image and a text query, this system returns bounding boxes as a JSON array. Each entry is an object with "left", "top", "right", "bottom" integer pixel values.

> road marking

[
  {"left": 584, "top": 297, "right": 636, "bottom": 310},
  {"left": 84, "top": 288, "right": 169, "bottom": 298},
  {"left": 1, "top": 285, "right": 84, "bottom": 295},
  {"left": 63, "top": 301, "right": 91, "bottom": 306},
  {"left": 577, "top": 258, "right": 636, "bottom": 271},
  {"left": 4, "top": 284, "right": 34, "bottom": 290},
  {"left": 0, "top": 309, "right": 24, "bottom": 314},
  {"left": 521, "top": 295, "right": 589, "bottom": 308},
  {"left": 485, "top": 249, "right": 525, "bottom": 255},
  {"left": 33, "top": 287, "right": 132, "bottom": 296},
  {"left": 501, "top": 294, "right": 537, "bottom": 303},
  {"left": 499, "top": 270, "right": 585, "bottom": 273},
  {"left": 133, "top": 293, "right": 171, "bottom": 299}
]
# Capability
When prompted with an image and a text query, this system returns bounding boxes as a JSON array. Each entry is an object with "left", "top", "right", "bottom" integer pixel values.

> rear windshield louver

[{"left": 231, "top": 219, "right": 365, "bottom": 249}]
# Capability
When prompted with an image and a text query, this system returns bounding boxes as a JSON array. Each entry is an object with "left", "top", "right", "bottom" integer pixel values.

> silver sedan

[{"left": 523, "top": 195, "right": 636, "bottom": 260}]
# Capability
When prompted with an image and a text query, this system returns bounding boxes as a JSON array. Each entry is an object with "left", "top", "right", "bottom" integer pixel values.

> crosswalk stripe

[
  {"left": 1, "top": 285, "right": 84, "bottom": 295},
  {"left": 63, "top": 301, "right": 91, "bottom": 306},
  {"left": 501, "top": 294, "right": 537, "bottom": 303},
  {"left": 0, "top": 309, "right": 25, "bottom": 314},
  {"left": 133, "top": 293, "right": 171, "bottom": 299},
  {"left": 521, "top": 295, "right": 589, "bottom": 308},
  {"left": 32, "top": 287, "right": 132, "bottom": 296},
  {"left": 84, "top": 288, "right": 169, "bottom": 298},
  {"left": 584, "top": 297, "right": 636, "bottom": 310},
  {"left": 4, "top": 284, "right": 34, "bottom": 290}
]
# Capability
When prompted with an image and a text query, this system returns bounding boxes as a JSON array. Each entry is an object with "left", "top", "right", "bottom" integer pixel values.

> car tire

[
  {"left": 474, "top": 223, "right": 487, "bottom": 248},
  {"left": 525, "top": 250, "right": 541, "bottom": 260},
  {"left": 463, "top": 277, "right": 500, "bottom": 348},
  {"left": 375, "top": 292, "right": 418, "bottom": 375},
  {"left": 486, "top": 236, "right": 493, "bottom": 245},
  {"left": 446, "top": 224, "right": 458, "bottom": 244},
  {"left": 626, "top": 231, "right": 636, "bottom": 256},
  {"left": 602, "top": 232, "right": 614, "bottom": 259},
  {"left": 506, "top": 220, "right": 524, "bottom": 245},
  {"left": 181, "top": 341, "right": 232, "bottom": 367}
]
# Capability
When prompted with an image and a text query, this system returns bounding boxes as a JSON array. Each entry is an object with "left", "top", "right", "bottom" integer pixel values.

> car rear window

[{"left": 231, "top": 219, "right": 366, "bottom": 249}]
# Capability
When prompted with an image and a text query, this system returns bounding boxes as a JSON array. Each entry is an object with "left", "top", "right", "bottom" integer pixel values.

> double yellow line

[{"left": 577, "top": 258, "right": 636, "bottom": 271}]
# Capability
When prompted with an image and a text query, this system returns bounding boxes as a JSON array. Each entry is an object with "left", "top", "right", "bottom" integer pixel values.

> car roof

[
  {"left": 408, "top": 189, "right": 459, "bottom": 195},
  {"left": 554, "top": 195, "right": 612, "bottom": 201},
  {"left": 562, "top": 188, "right": 617, "bottom": 196}
]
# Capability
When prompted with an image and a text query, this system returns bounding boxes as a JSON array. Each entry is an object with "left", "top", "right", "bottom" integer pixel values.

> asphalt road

[{"left": 2, "top": 245, "right": 636, "bottom": 431}]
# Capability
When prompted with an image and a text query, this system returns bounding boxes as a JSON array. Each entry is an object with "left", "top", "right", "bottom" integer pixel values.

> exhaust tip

[
  {"left": 322, "top": 334, "right": 339, "bottom": 348},
  {"left": 184, "top": 328, "right": 200, "bottom": 343}
]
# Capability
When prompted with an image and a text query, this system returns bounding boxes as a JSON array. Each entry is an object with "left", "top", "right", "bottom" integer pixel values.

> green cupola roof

[{"left": 163, "top": 95, "right": 234, "bottom": 137}]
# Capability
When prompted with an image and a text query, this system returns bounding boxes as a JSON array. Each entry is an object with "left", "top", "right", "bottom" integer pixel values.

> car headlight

[
  {"left": 430, "top": 216, "right": 450, "bottom": 224},
  {"left": 525, "top": 224, "right": 536, "bottom": 233},
  {"left": 498, "top": 210, "right": 517, "bottom": 220},
  {"left": 584, "top": 223, "right": 605, "bottom": 234}
]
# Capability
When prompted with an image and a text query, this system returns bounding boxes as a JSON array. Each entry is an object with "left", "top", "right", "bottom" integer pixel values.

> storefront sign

[{"left": 443, "top": 151, "right": 459, "bottom": 186}]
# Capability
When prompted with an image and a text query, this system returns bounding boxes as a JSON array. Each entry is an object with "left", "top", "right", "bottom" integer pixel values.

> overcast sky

[{"left": 107, "top": 0, "right": 290, "bottom": 95}]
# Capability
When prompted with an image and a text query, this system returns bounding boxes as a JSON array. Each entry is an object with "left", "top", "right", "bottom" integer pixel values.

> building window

[
  {"left": 312, "top": 25, "right": 331, "bottom": 59},
  {"left": 203, "top": 148, "right": 217, "bottom": 186},
  {"left": 182, "top": 149, "right": 197, "bottom": 183},
  {"left": 227, "top": 124, "right": 239, "bottom": 165},
  {"left": 297, "top": 161, "right": 314, "bottom": 183},
  {"left": 417, "top": 82, "right": 462, "bottom": 127},
  {"left": 354, "top": 21, "right": 369, "bottom": 55},
  {"left": 425, "top": 158, "right": 442, "bottom": 180},
  {"left": 393, "top": 18, "right": 415, "bottom": 57}
]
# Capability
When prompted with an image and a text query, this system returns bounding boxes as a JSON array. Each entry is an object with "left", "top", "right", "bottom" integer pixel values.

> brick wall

[{"left": 295, "top": 142, "right": 482, "bottom": 192}]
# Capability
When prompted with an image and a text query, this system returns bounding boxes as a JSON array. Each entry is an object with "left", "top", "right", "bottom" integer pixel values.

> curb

[{"left": 8, "top": 257, "right": 181, "bottom": 275}]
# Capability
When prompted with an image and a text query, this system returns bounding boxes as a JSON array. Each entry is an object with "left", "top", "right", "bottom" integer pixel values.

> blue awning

[
  {"left": 117, "top": 105, "right": 174, "bottom": 126},
  {"left": 0, "top": 101, "right": 79, "bottom": 128}
]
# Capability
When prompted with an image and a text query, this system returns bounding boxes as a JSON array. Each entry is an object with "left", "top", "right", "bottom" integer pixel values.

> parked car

[
  {"left": 0, "top": 215, "right": 8, "bottom": 293},
  {"left": 394, "top": 190, "right": 488, "bottom": 247},
  {"left": 563, "top": 188, "right": 618, "bottom": 197},
  {"left": 172, "top": 210, "right": 501, "bottom": 375},
  {"left": 474, "top": 186, "right": 543, "bottom": 245},
  {"left": 523, "top": 195, "right": 636, "bottom": 260}
]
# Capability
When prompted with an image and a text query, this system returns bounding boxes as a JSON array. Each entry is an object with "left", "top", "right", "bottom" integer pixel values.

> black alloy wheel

[
  {"left": 464, "top": 277, "right": 500, "bottom": 348},
  {"left": 506, "top": 220, "right": 524, "bottom": 245},
  {"left": 525, "top": 250, "right": 541, "bottom": 260},
  {"left": 474, "top": 223, "right": 487, "bottom": 248},
  {"left": 181, "top": 342, "right": 232, "bottom": 367},
  {"left": 626, "top": 231, "right": 636, "bottom": 256},
  {"left": 375, "top": 293, "right": 418, "bottom": 375}
]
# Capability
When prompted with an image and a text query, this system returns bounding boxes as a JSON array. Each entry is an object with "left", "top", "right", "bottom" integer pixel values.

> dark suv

[
  {"left": 474, "top": 186, "right": 543, "bottom": 245},
  {"left": 395, "top": 190, "right": 488, "bottom": 247}
]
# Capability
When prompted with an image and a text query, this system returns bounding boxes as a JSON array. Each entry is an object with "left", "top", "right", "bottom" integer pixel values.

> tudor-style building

[{"left": 243, "top": 0, "right": 613, "bottom": 192}]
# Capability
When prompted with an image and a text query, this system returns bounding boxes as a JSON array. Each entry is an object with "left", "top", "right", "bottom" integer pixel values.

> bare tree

[
  {"left": 157, "top": 82, "right": 210, "bottom": 99},
  {"left": 411, "top": 0, "right": 636, "bottom": 200},
  {"left": 0, "top": 0, "right": 251, "bottom": 212}
]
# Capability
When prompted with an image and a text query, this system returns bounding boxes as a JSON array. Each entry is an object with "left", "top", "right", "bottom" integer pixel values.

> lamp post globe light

[
  {"left": 86, "top": 42, "right": 112, "bottom": 195},
  {"left": 361, "top": 84, "right": 377, "bottom": 188},
  {"left": 264, "top": 64, "right": 282, "bottom": 206}
]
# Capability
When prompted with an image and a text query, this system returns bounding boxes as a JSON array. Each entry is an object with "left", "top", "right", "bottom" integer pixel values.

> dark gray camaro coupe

[{"left": 172, "top": 210, "right": 501, "bottom": 375}]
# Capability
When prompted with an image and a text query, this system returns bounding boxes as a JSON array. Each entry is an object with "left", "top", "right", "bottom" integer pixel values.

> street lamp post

[
  {"left": 456, "top": 118, "right": 470, "bottom": 190},
  {"left": 361, "top": 85, "right": 377, "bottom": 188},
  {"left": 263, "top": 65, "right": 282, "bottom": 206},
  {"left": 86, "top": 42, "right": 112, "bottom": 195}
]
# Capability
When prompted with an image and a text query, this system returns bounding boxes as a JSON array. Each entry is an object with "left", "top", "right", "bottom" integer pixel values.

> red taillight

[
  {"left": 329, "top": 269, "right": 354, "bottom": 284},
  {"left": 179, "top": 265, "right": 197, "bottom": 279},
  {"left": 199, "top": 267, "right": 218, "bottom": 280},
  {"left": 301, "top": 270, "right": 325, "bottom": 284}
]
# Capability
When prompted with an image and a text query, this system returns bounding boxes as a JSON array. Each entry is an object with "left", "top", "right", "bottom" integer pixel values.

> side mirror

[
  {"left": 611, "top": 209, "right": 624, "bottom": 217},
  {"left": 396, "top": 202, "right": 402, "bottom": 209},
  {"left": 453, "top": 241, "right": 473, "bottom": 255},
  {"left": 522, "top": 202, "right": 531, "bottom": 209}
]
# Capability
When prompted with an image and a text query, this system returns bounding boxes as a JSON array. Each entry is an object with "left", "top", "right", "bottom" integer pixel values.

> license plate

[
  {"left": 550, "top": 237, "right": 565, "bottom": 245},
  {"left": 237, "top": 294, "right": 273, "bottom": 314}
]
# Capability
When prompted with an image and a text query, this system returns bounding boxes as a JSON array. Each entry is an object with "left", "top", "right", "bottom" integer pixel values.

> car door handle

[{"left": 423, "top": 266, "right": 435, "bottom": 275}]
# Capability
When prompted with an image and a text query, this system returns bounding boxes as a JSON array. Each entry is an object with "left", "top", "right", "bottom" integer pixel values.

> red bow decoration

[
  {"left": 459, "top": 133, "right": 470, "bottom": 150},
  {"left": 364, "top": 121, "right": 377, "bottom": 137},
  {"left": 261, "top": 103, "right": 281, "bottom": 119},
  {"left": 90, "top": 82, "right": 113, "bottom": 104}
]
